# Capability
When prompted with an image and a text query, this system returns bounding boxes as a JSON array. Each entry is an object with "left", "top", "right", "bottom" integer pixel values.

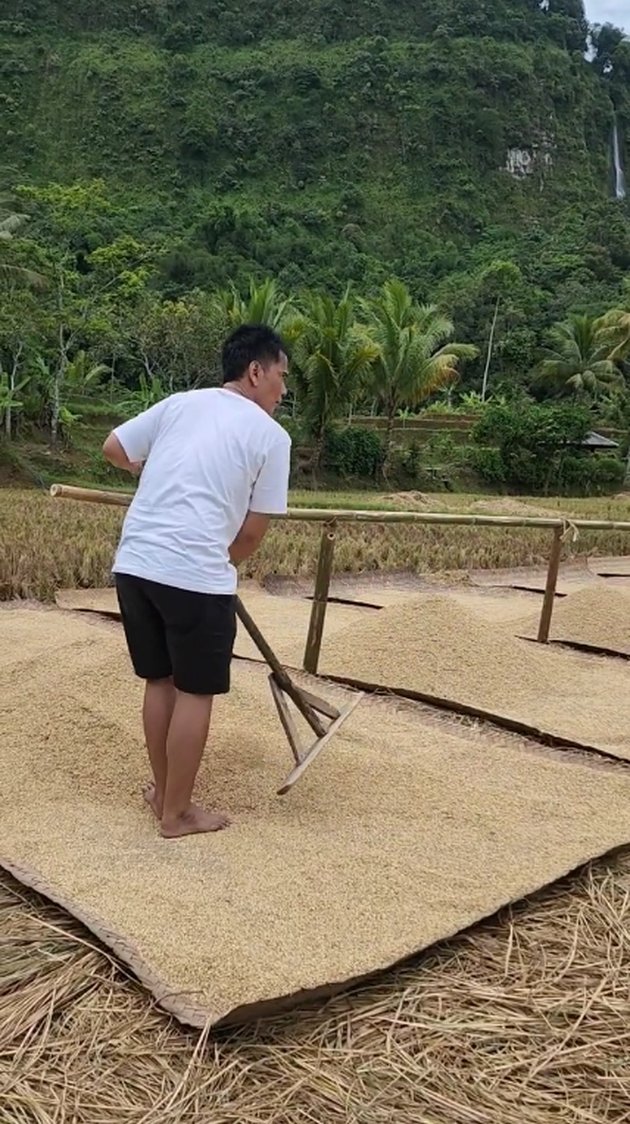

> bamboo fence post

[
  {"left": 537, "top": 526, "right": 563, "bottom": 643},
  {"left": 303, "top": 524, "right": 336, "bottom": 675}
]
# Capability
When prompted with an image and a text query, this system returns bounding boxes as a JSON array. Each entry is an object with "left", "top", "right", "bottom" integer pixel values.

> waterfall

[{"left": 612, "top": 118, "right": 626, "bottom": 201}]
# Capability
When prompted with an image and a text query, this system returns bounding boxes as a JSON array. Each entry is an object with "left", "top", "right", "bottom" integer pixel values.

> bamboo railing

[{"left": 49, "top": 483, "right": 630, "bottom": 672}]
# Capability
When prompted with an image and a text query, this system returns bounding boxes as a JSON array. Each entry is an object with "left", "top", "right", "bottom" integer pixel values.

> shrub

[
  {"left": 472, "top": 402, "right": 593, "bottom": 493},
  {"left": 469, "top": 446, "right": 506, "bottom": 484},
  {"left": 580, "top": 454, "right": 625, "bottom": 492},
  {"left": 324, "top": 426, "right": 385, "bottom": 479}
]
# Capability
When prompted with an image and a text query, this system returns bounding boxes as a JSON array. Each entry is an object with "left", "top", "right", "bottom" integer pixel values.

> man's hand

[{"left": 229, "top": 512, "right": 271, "bottom": 565}]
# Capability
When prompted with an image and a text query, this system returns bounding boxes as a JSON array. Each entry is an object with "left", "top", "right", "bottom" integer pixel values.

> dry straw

[{"left": 2, "top": 848, "right": 630, "bottom": 1123}]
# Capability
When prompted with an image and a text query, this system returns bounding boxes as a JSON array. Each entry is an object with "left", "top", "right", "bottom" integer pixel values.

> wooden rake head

[{"left": 235, "top": 598, "right": 362, "bottom": 795}]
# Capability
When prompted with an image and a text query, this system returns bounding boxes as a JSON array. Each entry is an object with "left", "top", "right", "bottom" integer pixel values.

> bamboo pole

[
  {"left": 48, "top": 484, "right": 630, "bottom": 532},
  {"left": 537, "top": 526, "right": 563, "bottom": 643},
  {"left": 303, "top": 525, "right": 336, "bottom": 674},
  {"left": 50, "top": 483, "right": 133, "bottom": 507}
]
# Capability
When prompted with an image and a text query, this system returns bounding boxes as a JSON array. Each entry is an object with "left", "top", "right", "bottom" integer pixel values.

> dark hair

[{"left": 221, "top": 323, "right": 288, "bottom": 384}]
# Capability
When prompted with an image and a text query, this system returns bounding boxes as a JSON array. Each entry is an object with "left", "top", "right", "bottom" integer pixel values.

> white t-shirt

[{"left": 111, "top": 387, "right": 291, "bottom": 594}]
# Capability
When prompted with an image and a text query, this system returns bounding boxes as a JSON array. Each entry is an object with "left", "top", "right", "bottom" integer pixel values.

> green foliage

[
  {"left": 0, "top": 0, "right": 629, "bottom": 490},
  {"left": 471, "top": 400, "right": 620, "bottom": 493},
  {"left": 559, "top": 452, "right": 625, "bottom": 492},
  {"left": 394, "top": 438, "right": 423, "bottom": 478},
  {"left": 324, "top": 426, "right": 385, "bottom": 479},
  {"left": 290, "top": 288, "right": 378, "bottom": 459},
  {"left": 469, "top": 445, "right": 507, "bottom": 484},
  {"left": 0, "top": 4, "right": 627, "bottom": 346},
  {"left": 213, "top": 277, "right": 296, "bottom": 334}
]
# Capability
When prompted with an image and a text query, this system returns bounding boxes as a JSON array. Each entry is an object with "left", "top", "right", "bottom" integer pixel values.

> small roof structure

[{"left": 582, "top": 431, "right": 619, "bottom": 449}]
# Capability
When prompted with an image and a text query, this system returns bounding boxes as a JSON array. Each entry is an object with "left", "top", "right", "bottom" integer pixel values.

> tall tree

[
  {"left": 533, "top": 314, "right": 624, "bottom": 400},
  {"left": 0, "top": 289, "right": 40, "bottom": 438},
  {"left": 131, "top": 291, "right": 226, "bottom": 392},
  {"left": 291, "top": 288, "right": 378, "bottom": 470},
  {"left": 362, "top": 279, "right": 477, "bottom": 468}
]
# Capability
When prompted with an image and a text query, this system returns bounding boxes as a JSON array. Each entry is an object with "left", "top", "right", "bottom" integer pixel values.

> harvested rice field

[{"left": 5, "top": 486, "right": 630, "bottom": 602}]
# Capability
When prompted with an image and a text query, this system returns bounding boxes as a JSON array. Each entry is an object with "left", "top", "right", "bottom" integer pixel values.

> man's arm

[
  {"left": 229, "top": 432, "right": 291, "bottom": 565},
  {"left": 102, "top": 432, "right": 143, "bottom": 475},
  {"left": 229, "top": 512, "right": 271, "bottom": 565},
  {"left": 103, "top": 398, "right": 169, "bottom": 475}
]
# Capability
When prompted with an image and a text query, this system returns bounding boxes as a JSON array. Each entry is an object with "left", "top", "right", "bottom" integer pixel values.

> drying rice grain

[
  {"left": 517, "top": 585, "right": 630, "bottom": 655},
  {"left": 3, "top": 847, "right": 630, "bottom": 1124},
  {"left": 54, "top": 584, "right": 375, "bottom": 666},
  {"left": 321, "top": 594, "right": 630, "bottom": 759},
  {"left": 3, "top": 607, "right": 630, "bottom": 1027}
]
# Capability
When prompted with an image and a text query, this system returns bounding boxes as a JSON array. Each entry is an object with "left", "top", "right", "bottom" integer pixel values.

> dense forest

[{"left": 0, "top": 0, "right": 629, "bottom": 488}]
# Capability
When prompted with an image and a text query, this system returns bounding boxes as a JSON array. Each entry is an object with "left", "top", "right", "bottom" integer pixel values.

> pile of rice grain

[
  {"left": 469, "top": 497, "right": 565, "bottom": 519},
  {"left": 322, "top": 595, "right": 552, "bottom": 699},
  {"left": 517, "top": 585, "right": 630, "bottom": 655},
  {"left": 320, "top": 594, "right": 630, "bottom": 757}
]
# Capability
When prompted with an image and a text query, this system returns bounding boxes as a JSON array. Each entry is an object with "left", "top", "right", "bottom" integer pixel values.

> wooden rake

[{"left": 235, "top": 599, "right": 363, "bottom": 795}]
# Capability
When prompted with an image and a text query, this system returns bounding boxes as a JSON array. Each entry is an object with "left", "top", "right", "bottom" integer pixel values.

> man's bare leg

[
  {"left": 160, "top": 690, "right": 231, "bottom": 838},
  {"left": 142, "top": 677, "right": 176, "bottom": 819}
]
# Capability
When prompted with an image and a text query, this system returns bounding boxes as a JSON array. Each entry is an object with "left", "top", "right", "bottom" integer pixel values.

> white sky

[{"left": 585, "top": 0, "right": 628, "bottom": 31}]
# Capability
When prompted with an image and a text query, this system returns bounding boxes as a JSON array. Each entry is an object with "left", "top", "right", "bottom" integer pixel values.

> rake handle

[
  {"left": 235, "top": 599, "right": 326, "bottom": 737},
  {"left": 235, "top": 598, "right": 290, "bottom": 686}
]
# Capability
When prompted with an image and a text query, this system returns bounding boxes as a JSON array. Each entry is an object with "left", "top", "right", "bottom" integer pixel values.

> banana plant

[{"left": 0, "top": 366, "right": 29, "bottom": 438}]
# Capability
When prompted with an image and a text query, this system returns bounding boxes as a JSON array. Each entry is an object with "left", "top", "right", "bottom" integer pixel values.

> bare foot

[
  {"left": 160, "top": 804, "right": 232, "bottom": 839},
  {"left": 143, "top": 782, "right": 163, "bottom": 820}
]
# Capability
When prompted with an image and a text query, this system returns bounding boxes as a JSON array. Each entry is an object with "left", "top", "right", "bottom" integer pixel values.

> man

[{"left": 102, "top": 323, "right": 291, "bottom": 839}]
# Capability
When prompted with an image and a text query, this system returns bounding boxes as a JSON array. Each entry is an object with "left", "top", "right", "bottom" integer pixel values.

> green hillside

[{"left": 0, "top": 1, "right": 629, "bottom": 394}]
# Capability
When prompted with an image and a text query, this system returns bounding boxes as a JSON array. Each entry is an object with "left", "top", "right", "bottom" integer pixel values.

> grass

[
  {"left": 2, "top": 848, "right": 630, "bottom": 1122},
  {"left": 3, "top": 486, "right": 630, "bottom": 601}
]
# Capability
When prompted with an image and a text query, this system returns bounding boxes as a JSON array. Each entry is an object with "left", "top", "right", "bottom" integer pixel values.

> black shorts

[{"left": 114, "top": 573, "right": 237, "bottom": 696}]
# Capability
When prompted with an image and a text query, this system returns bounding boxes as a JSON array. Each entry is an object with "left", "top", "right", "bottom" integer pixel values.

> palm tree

[
  {"left": 362, "top": 279, "right": 477, "bottom": 468},
  {"left": 291, "top": 288, "right": 378, "bottom": 470},
  {"left": 533, "top": 314, "right": 624, "bottom": 399},
  {"left": 213, "top": 277, "right": 295, "bottom": 334},
  {"left": 0, "top": 208, "right": 46, "bottom": 290},
  {"left": 598, "top": 307, "right": 630, "bottom": 364}
]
